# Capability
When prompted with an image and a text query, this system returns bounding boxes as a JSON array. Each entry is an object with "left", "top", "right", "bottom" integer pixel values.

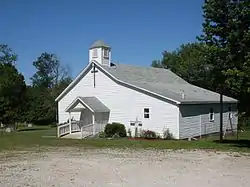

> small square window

[
  {"left": 130, "top": 122, "right": 135, "bottom": 126},
  {"left": 144, "top": 108, "right": 150, "bottom": 119},
  {"left": 209, "top": 108, "right": 214, "bottom": 122}
]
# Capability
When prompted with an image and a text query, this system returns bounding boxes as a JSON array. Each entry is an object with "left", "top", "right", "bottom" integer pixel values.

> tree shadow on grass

[
  {"left": 17, "top": 127, "right": 49, "bottom": 132},
  {"left": 213, "top": 139, "right": 250, "bottom": 148}
]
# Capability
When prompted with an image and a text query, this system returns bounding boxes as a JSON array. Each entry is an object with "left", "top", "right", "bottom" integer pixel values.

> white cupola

[{"left": 89, "top": 40, "right": 111, "bottom": 66}]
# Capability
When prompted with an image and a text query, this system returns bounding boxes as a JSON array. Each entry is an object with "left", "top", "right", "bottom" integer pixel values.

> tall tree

[
  {"left": 23, "top": 86, "right": 56, "bottom": 125},
  {"left": 0, "top": 44, "right": 17, "bottom": 65},
  {"left": 0, "top": 45, "right": 26, "bottom": 126},
  {"left": 27, "top": 52, "right": 72, "bottom": 125},
  {"left": 31, "top": 53, "right": 62, "bottom": 88},
  {"left": 198, "top": 0, "right": 250, "bottom": 119},
  {"left": 30, "top": 52, "right": 72, "bottom": 95},
  {"left": 198, "top": 0, "right": 250, "bottom": 137},
  {"left": 152, "top": 42, "right": 214, "bottom": 90}
]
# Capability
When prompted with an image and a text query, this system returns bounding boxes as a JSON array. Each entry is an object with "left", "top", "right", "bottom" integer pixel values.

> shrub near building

[{"left": 104, "top": 122, "right": 127, "bottom": 138}]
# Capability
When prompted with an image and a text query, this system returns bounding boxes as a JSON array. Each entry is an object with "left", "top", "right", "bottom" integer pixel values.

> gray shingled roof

[
  {"left": 100, "top": 63, "right": 237, "bottom": 104},
  {"left": 90, "top": 40, "right": 110, "bottom": 49},
  {"left": 66, "top": 96, "right": 110, "bottom": 112},
  {"left": 79, "top": 97, "right": 110, "bottom": 112}
]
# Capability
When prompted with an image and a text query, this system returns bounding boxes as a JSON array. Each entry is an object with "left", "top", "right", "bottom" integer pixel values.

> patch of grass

[{"left": 0, "top": 126, "right": 249, "bottom": 152}]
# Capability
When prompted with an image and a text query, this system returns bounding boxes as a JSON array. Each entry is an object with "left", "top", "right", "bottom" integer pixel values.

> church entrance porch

[{"left": 57, "top": 96, "right": 110, "bottom": 139}]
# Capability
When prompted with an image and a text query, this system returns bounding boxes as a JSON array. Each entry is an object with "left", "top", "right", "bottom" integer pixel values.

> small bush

[
  {"left": 98, "top": 131, "right": 106, "bottom": 138},
  {"left": 141, "top": 130, "right": 157, "bottom": 139},
  {"left": 104, "top": 122, "right": 126, "bottom": 138},
  {"left": 163, "top": 129, "right": 175, "bottom": 140}
]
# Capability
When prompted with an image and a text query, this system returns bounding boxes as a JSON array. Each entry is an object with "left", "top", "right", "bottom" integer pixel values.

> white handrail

[
  {"left": 58, "top": 121, "right": 99, "bottom": 138},
  {"left": 81, "top": 123, "right": 94, "bottom": 138},
  {"left": 58, "top": 123, "right": 70, "bottom": 137}
]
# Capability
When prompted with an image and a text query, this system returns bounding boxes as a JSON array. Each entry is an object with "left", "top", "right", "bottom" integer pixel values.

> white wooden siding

[
  {"left": 58, "top": 65, "right": 179, "bottom": 138},
  {"left": 179, "top": 103, "right": 238, "bottom": 139},
  {"left": 89, "top": 48, "right": 102, "bottom": 64}
]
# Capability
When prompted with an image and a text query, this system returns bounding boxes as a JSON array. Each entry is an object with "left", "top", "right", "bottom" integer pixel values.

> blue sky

[{"left": 1, "top": 0, "right": 204, "bottom": 83}]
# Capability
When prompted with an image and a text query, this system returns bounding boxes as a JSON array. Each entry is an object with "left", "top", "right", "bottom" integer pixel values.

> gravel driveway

[{"left": 0, "top": 148, "right": 250, "bottom": 187}]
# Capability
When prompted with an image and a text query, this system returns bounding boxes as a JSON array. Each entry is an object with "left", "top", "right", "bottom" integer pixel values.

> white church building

[{"left": 56, "top": 40, "right": 238, "bottom": 139}]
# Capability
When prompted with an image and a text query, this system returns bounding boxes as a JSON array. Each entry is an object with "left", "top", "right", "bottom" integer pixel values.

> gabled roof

[
  {"left": 65, "top": 96, "right": 110, "bottom": 113},
  {"left": 56, "top": 61, "right": 238, "bottom": 104},
  {"left": 101, "top": 63, "right": 238, "bottom": 104}
]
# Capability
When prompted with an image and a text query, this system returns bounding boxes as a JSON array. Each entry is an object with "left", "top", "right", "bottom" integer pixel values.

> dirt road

[{"left": 0, "top": 148, "right": 250, "bottom": 187}]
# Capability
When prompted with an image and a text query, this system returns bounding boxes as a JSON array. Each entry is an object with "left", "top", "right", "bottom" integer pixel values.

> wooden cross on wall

[{"left": 91, "top": 64, "right": 98, "bottom": 87}]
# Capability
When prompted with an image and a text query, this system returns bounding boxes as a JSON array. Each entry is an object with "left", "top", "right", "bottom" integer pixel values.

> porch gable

[{"left": 65, "top": 96, "right": 110, "bottom": 113}]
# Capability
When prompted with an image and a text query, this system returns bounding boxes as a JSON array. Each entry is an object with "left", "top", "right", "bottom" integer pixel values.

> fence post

[
  {"left": 92, "top": 114, "right": 95, "bottom": 135},
  {"left": 69, "top": 112, "right": 72, "bottom": 134},
  {"left": 57, "top": 124, "right": 61, "bottom": 138}
]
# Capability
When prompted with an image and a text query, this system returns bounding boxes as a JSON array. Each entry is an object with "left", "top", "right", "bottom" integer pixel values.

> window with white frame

[
  {"left": 93, "top": 49, "right": 98, "bottom": 58},
  {"left": 144, "top": 108, "right": 150, "bottom": 119},
  {"left": 209, "top": 108, "right": 214, "bottom": 121},
  {"left": 103, "top": 48, "right": 109, "bottom": 58}
]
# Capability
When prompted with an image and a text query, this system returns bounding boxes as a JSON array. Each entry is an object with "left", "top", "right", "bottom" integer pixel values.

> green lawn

[{"left": 0, "top": 126, "right": 250, "bottom": 152}]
